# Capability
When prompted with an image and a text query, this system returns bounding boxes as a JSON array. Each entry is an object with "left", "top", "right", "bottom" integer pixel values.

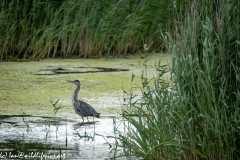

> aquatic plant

[
  {"left": 74, "top": 130, "right": 94, "bottom": 141},
  {"left": 50, "top": 99, "right": 65, "bottom": 114},
  {"left": 114, "top": 0, "right": 240, "bottom": 159},
  {"left": 22, "top": 112, "right": 32, "bottom": 132}
]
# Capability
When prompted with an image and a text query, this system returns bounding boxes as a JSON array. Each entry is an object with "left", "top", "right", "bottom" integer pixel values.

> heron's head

[{"left": 67, "top": 80, "right": 81, "bottom": 86}]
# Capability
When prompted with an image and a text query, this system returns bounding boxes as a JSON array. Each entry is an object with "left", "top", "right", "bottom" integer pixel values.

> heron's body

[{"left": 68, "top": 80, "right": 100, "bottom": 121}]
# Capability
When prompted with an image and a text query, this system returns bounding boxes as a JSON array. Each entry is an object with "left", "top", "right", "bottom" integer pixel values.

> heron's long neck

[{"left": 73, "top": 84, "right": 80, "bottom": 102}]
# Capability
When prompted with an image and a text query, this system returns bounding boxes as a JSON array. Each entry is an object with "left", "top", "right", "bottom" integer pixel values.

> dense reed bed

[
  {"left": 0, "top": 0, "right": 178, "bottom": 60},
  {"left": 115, "top": 0, "right": 240, "bottom": 159}
]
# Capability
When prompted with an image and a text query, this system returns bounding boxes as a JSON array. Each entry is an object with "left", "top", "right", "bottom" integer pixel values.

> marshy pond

[{"left": 0, "top": 54, "right": 171, "bottom": 159}]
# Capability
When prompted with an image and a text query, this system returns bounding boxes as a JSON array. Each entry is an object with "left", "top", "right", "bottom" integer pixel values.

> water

[
  {"left": 0, "top": 115, "right": 125, "bottom": 160},
  {"left": 0, "top": 54, "right": 171, "bottom": 159}
]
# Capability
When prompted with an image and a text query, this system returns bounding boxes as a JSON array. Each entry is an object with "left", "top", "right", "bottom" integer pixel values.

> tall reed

[
  {"left": 0, "top": 0, "right": 177, "bottom": 60},
  {"left": 114, "top": 0, "right": 240, "bottom": 159}
]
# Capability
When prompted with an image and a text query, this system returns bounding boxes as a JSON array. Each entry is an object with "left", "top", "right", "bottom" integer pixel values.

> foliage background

[{"left": 0, "top": 0, "right": 181, "bottom": 60}]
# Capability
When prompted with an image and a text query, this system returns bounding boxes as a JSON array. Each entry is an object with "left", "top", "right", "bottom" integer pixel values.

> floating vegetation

[{"left": 35, "top": 66, "right": 130, "bottom": 75}]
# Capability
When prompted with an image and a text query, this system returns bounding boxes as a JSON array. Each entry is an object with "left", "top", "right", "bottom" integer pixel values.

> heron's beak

[{"left": 67, "top": 80, "right": 74, "bottom": 83}]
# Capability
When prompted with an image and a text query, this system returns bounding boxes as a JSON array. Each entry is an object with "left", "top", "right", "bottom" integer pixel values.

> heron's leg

[
  {"left": 82, "top": 117, "right": 84, "bottom": 122},
  {"left": 87, "top": 116, "right": 89, "bottom": 122}
]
